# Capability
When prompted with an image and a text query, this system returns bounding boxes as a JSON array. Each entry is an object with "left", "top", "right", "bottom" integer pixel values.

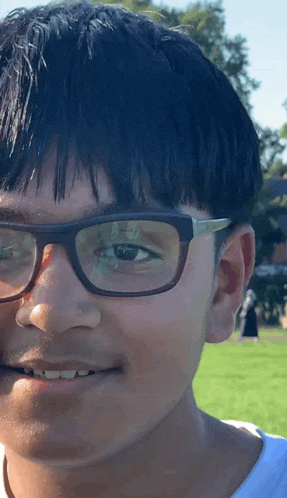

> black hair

[{"left": 0, "top": 0, "right": 263, "bottom": 273}]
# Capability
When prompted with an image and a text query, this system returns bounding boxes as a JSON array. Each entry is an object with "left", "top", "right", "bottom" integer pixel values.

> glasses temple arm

[{"left": 192, "top": 218, "right": 232, "bottom": 238}]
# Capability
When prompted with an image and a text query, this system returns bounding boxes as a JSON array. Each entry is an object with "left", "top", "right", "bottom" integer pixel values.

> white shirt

[
  {"left": 222, "top": 420, "right": 287, "bottom": 497},
  {"left": 0, "top": 420, "right": 286, "bottom": 497}
]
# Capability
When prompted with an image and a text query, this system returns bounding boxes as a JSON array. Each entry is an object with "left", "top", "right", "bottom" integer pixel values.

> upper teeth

[{"left": 24, "top": 368, "right": 92, "bottom": 379}]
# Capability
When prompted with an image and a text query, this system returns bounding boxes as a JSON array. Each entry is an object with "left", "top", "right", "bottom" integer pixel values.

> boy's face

[{"left": 0, "top": 147, "right": 253, "bottom": 482}]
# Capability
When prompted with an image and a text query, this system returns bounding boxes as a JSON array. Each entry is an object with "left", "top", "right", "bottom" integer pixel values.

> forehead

[
  {"left": 0, "top": 175, "right": 111, "bottom": 224},
  {"left": 0, "top": 146, "right": 116, "bottom": 223},
  {"left": 0, "top": 148, "right": 211, "bottom": 224}
]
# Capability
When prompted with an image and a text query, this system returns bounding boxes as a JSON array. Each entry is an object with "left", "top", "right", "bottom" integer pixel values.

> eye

[{"left": 94, "top": 244, "right": 161, "bottom": 262}]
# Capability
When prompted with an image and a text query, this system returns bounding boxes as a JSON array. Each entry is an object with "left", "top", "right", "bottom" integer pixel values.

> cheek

[
  {"left": 109, "top": 242, "right": 214, "bottom": 387},
  {"left": 110, "top": 285, "right": 210, "bottom": 389},
  {"left": 0, "top": 301, "right": 23, "bottom": 360}
]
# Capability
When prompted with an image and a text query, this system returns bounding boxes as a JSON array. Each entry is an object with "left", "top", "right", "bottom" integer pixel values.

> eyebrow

[{"left": 0, "top": 201, "right": 173, "bottom": 224}]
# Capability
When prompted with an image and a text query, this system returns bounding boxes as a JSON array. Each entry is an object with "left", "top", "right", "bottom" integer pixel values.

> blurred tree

[
  {"left": 264, "top": 159, "right": 287, "bottom": 179},
  {"left": 255, "top": 123, "right": 287, "bottom": 173},
  {"left": 279, "top": 98, "right": 287, "bottom": 139}
]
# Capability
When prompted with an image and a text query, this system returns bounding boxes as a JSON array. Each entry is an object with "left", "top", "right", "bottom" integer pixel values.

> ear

[{"left": 205, "top": 224, "right": 255, "bottom": 343}]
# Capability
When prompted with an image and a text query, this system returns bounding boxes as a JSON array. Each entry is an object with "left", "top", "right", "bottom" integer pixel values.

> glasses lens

[
  {"left": 75, "top": 220, "right": 180, "bottom": 293},
  {"left": 0, "top": 228, "right": 37, "bottom": 299}
]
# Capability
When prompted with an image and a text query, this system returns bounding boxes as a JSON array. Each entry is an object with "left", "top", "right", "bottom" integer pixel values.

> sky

[{"left": 0, "top": 0, "right": 287, "bottom": 160}]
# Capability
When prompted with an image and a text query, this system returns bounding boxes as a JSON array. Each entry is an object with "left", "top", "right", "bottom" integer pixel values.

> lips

[
  {"left": 0, "top": 365, "right": 122, "bottom": 376},
  {"left": 4, "top": 360, "right": 115, "bottom": 372},
  {"left": 0, "top": 362, "right": 126, "bottom": 395},
  {"left": 2, "top": 357, "right": 125, "bottom": 372}
]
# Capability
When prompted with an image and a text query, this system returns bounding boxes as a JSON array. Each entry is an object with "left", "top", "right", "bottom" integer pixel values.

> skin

[{"left": 0, "top": 147, "right": 263, "bottom": 498}]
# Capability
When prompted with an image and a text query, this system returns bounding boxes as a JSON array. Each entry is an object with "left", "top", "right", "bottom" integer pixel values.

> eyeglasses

[{"left": 0, "top": 211, "right": 231, "bottom": 302}]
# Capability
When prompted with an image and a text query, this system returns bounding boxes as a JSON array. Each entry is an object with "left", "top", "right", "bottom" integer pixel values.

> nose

[{"left": 15, "top": 244, "right": 102, "bottom": 334}]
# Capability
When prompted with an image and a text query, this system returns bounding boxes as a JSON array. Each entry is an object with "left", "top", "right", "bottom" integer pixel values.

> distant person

[{"left": 239, "top": 289, "right": 259, "bottom": 342}]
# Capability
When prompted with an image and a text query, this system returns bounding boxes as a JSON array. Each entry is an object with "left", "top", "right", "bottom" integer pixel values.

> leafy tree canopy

[{"left": 279, "top": 98, "right": 287, "bottom": 139}]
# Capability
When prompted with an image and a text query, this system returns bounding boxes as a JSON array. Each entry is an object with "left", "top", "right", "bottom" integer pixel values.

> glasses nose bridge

[
  {"left": 37, "top": 230, "right": 73, "bottom": 253},
  {"left": 36, "top": 230, "right": 76, "bottom": 279}
]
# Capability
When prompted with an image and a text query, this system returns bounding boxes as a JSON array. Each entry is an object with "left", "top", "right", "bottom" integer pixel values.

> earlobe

[{"left": 205, "top": 288, "right": 236, "bottom": 343}]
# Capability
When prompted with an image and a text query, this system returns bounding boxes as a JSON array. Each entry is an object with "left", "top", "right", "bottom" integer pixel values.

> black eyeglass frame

[{"left": 0, "top": 211, "right": 231, "bottom": 302}]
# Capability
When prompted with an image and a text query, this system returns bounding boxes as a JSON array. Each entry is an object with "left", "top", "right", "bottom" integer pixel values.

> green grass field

[{"left": 193, "top": 326, "right": 287, "bottom": 438}]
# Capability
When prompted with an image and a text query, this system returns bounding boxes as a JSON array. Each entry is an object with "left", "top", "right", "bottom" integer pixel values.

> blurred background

[{"left": 1, "top": 0, "right": 287, "bottom": 327}]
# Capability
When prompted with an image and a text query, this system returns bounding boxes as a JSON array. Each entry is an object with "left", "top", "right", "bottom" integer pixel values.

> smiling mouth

[{"left": 0, "top": 365, "right": 123, "bottom": 379}]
